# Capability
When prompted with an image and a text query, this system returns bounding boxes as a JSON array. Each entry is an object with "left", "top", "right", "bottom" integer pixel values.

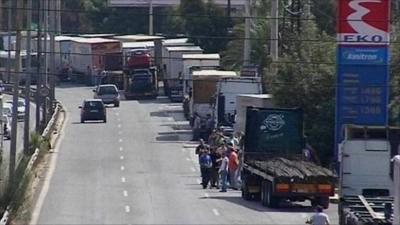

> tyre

[
  {"left": 241, "top": 183, "right": 252, "bottom": 201},
  {"left": 103, "top": 118, "right": 107, "bottom": 123},
  {"left": 266, "top": 182, "right": 280, "bottom": 208},
  {"left": 115, "top": 102, "right": 120, "bottom": 107},
  {"left": 80, "top": 118, "right": 84, "bottom": 123}
]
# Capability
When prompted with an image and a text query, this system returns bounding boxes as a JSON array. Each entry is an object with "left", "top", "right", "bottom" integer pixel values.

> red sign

[{"left": 337, "top": 0, "right": 390, "bottom": 45}]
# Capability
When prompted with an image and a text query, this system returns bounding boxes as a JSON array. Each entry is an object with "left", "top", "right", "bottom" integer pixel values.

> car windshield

[
  {"left": 18, "top": 101, "right": 25, "bottom": 107},
  {"left": 84, "top": 101, "right": 104, "bottom": 109},
  {"left": 98, "top": 86, "right": 117, "bottom": 95}
]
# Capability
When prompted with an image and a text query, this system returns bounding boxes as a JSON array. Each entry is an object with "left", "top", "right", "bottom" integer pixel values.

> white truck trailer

[
  {"left": 182, "top": 53, "right": 220, "bottom": 97},
  {"left": 234, "top": 94, "right": 274, "bottom": 135},
  {"left": 215, "top": 77, "right": 262, "bottom": 126},
  {"left": 339, "top": 125, "right": 396, "bottom": 225},
  {"left": 164, "top": 46, "right": 203, "bottom": 102},
  {"left": 190, "top": 70, "right": 237, "bottom": 118}
]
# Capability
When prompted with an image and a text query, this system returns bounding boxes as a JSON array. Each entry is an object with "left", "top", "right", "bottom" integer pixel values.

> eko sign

[{"left": 337, "top": 0, "right": 390, "bottom": 45}]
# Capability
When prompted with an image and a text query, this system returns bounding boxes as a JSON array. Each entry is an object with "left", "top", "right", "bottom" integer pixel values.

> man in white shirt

[{"left": 306, "top": 206, "right": 330, "bottom": 225}]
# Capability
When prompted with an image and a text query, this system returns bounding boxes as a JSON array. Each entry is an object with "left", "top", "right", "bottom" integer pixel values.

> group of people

[{"left": 195, "top": 128, "right": 244, "bottom": 192}]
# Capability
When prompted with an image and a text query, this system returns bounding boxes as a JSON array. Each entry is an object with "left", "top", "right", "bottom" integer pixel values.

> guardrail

[{"left": 0, "top": 101, "right": 63, "bottom": 225}]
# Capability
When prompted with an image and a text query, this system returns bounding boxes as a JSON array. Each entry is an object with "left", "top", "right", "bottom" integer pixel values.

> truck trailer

[
  {"left": 241, "top": 107, "right": 337, "bottom": 208},
  {"left": 339, "top": 125, "right": 397, "bottom": 225}
]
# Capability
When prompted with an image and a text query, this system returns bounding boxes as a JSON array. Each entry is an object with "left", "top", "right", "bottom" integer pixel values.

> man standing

[
  {"left": 218, "top": 151, "right": 229, "bottom": 192},
  {"left": 192, "top": 112, "right": 201, "bottom": 141},
  {"left": 228, "top": 143, "right": 239, "bottom": 190},
  {"left": 199, "top": 150, "right": 212, "bottom": 189},
  {"left": 306, "top": 206, "right": 331, "bottom": 225}
]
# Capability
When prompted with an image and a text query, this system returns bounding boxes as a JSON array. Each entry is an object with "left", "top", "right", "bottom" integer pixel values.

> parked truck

[
  {"left": 164, "top": 46, "right": 203, "bottom": 102},
  {"left": 240, "top": 107, "right": 337, "bottom": 208},
  {"left": 190, "top": 70, "right": 237, "bottom": 118},
  {"left": 182, "top": 54, "right": 220, "bottom": 96},
  {"left": 338, "top": 125, "right": 397, "bottom": 225},
  {"left": 214, "top": 77, "right": 262, "bottom": 127},
  {"left": 123, "top": 49, "right": 158, "bottom": 99}
]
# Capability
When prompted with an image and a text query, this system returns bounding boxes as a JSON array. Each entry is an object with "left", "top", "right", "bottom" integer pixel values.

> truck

[
  {"left": 338, "top": 125, "right": 397, "bottom": 225},
  {"left": 182, "top": 54, "right": 220, "bottom": 96},
  {"left": 164, "top": 46, "right": 203, "bottom": 102},
  {"left": 123, "top": 49, "right": 158, "bottom": 99},
  {"left": 240, "top": 107, "right": 337, "bottom": 208},
  {"left": 190, "top": 70, "right": 237, "bottom": 119},
  {"left": 214, "top": 77, "right": 262, "bottom": 127},
  {"left": 70, "top": 38, "right": 122, "bottom": 85}
]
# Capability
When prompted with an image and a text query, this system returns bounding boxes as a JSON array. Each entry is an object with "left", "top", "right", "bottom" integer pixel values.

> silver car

[{"left": 93, "top": 84, "right": 120, "bottom": 107}]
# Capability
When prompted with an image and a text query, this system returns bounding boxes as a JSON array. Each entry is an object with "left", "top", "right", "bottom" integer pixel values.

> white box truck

[
  {"left": 182, "top": 53, "right": 220, "bottom": 96},
  {"left": 164, "top": 46, "right": 203, "bottom": 102},
  {"left": 215, "top": 77, "right": 262, "bottom": 126},
  {"left": 234, "top": 94, "right": 274, "bottom": 135}
]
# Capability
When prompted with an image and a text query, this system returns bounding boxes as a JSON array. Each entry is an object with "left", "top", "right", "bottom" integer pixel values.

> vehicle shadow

[{"left": 203, "top": 195, "right": 316, "bottom": 213}]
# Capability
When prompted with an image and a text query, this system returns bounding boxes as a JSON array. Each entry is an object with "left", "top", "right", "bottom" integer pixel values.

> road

[{"left": 35, "top": 84, "right": 338, "bottom": 225}]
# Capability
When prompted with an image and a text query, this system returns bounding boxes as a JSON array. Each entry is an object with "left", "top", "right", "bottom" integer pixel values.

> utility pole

[
  {"left": 49, "top": 0, "right": 56, "bottom": 115},
  {"left": 56, "top": 0, "right": 61, "bottom": 34},
  {"left": 270, "top": 0, "right": 279, "bottom": 70},
  {"left": 6, "top": 0, "right": 11, "bottom": 84},
  {"left": 243, "top": 0, "right": 251, "bottom": 66},
  {"left": 35, "top": 0, "right": 42, "bottom": 132},
  {"left": 227, "top": 0, "right": 232, "bottom": 27},
  {"left": 42, "top": 0, "right": 48, "bottom": 126},
  {"left": 10, "top": 0, "right": 23, "bottom": 193},
  {"left": 148, "top": 0, "right": 153, "bottom": 35},
  {"left": 24, "top": 0, "right": 33, "bottom": 155}
]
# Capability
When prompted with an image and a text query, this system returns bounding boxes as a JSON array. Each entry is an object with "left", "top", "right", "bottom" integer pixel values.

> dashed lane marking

[
  {"left": 119, "top": 139, "right": 123, "bottom": 143},
  {"left": 121, "top": 166, "right": 125, "bottom": 171},
  {"left": 125, "top": 205, "right": 130, "bottom": 213},
  {"left": 123, "top": 190, "right": 128, "bottom": 197},
  {"left": 120, "top": 156, "right": 124, "bottom": 160},
  {"left": 121, "top": 177, "right": 126, "bottom": 183},
  {"left": 119, "top": 147, "right": 123, "bottom": 151},
  {"left": 212, "top": 208, "right": 220, "bottom": 216},
  {"left": 118, "top": 124, "right": 121, "bottom": 128}
]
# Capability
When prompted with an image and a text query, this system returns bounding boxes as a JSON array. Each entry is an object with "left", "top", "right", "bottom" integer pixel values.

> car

[
  {"left": 2, "top": 115, "right": 11, "bottom": 140},
  {"left": 6, "top": 99, "right": 25, "bottom": 119},
  {"left": 79, "top": 99, "right": 107, "bottom": 123},
  {"left": 2, "top": 103, "right": 12, "bottom": 117},
  {"left": 93, "top": 84, "right": 120, "bottom": 107}
]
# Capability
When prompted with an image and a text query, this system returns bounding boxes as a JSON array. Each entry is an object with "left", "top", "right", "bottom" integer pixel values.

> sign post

[{"left": 335, "top": 0, "right": 391, "bottom": 160}]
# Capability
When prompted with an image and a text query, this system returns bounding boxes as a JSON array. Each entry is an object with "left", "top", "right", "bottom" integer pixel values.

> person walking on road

[
  {"left": 199, "top": 150, "right": 212, "bottom": 189},
  {"left": 210, "top": 148, "right": 221, "bottom": 188},
  {"left": 218, "top": 151, "right": 229, "bottom": 192},
  {"left": 306, "top": 206, "right": 331, "bottom": 225}
]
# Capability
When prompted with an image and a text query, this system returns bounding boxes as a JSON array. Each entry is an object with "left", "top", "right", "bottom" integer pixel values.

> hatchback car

[
  {"left": 79, "top": 99, "right": 107, "bottom": 123},
  {"left": 93, "top": 84, "right": 120, "bottom": 107}
]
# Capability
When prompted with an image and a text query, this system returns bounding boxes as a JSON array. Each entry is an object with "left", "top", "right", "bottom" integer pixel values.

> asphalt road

[{"left": 35, "top": 84, "right": 339, "bottom": 225}]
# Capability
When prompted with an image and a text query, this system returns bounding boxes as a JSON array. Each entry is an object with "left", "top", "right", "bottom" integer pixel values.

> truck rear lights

[
  {"left": 317, "top": 184, "right": 332, "bottom": 193},
  {"left": 275, "top": 183, "right": 290, "bottom": 192}
]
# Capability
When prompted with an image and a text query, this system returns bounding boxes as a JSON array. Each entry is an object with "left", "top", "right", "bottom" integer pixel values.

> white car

[
  {"left": 6, "top": 100, "right": 26, "bottom": 119},
  {"left": 2, "top": 103, "right": 12, "bottom": 117}
]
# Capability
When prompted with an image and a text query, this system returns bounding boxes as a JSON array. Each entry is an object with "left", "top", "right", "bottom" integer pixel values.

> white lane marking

[
  {"left": 197, "top": 178, "right": 201, "bottom": 184},
  {"left": 212, "top": 208, "right": 220, "bottom": 216},
  {"left": 123, "top": 190, "right": 128, "bottom": 197},
  {"left": 120, "top": 155, "right": 124, "bottom": 160},
  {"left": 204, "top": 193, "right": 210, "bottom": 198},
  {"left": 116, "top": 112, "right": 120, "bottom": 116},
  {"left": 119, "top": 139, "right": 123, "bottom": 143},
  {"left": 120, "top": 166, "right": 125, "bottom": 171},
  {"left": 119, "top": 147, "right": 123, "bottom": 151},
  {"left": 186, "top": 157, "right": 191, "bottom": 161},
  {"left": 125, "top": 205, "right": 130, "bottom": 213},
  {"left": 121, "top": 177, "right": 126, "bottom": 183},
  {"left": 190, "top": 167, "right": 196, "bottom": 172},
  {"left": 118, "top": 124, "right": 121, "bottom": 128},
  {"left": 117, "top": 118, "right": 121, "bottom": 121}
]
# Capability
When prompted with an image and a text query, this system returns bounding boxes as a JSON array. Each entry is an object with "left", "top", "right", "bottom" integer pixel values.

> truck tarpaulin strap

[{"left": 393, "top": 155, "right": 400, "bottom": 225}]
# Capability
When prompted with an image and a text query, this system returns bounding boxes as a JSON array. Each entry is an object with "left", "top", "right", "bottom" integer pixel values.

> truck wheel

[
  {"left": 241, "top": 185, "right": 252, "bottom": 201},
  {"left": 261, "top": 181, "right": 268, "bottom": 206},
  {"left": 266, "top": 182, "right": 279, "bottom": 208}
]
